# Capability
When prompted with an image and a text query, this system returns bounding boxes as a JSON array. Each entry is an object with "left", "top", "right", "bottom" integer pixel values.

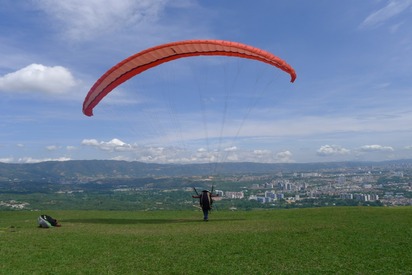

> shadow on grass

[{"left": 61, "top": 218, "right": 245, "bottom": 225}]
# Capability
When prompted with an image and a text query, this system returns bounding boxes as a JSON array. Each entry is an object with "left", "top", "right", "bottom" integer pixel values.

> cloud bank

[{"left": 0, "top": 64, "right": 76, "bottom": 94}]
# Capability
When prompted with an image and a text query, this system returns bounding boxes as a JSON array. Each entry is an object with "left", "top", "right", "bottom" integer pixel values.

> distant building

[
  {"left": 225, "top": 191, "right": 244, "bottom": 199},
  {"left": 249, "top": 195, "right": 258, "bottom": 201},
  {"left": 370, "top": 194, "right": 379, "bottom": 201},
  {"left": 264, "top": 182, "right": 274, "bottom": 189},
  {"left": 351, "top": 193, "right": 379, "bottom": 202},
  {"left": 301, "top": 172, "right": 321, "bottom": 178},
  {"left": 337, "top": 175, "right": 346, "bottom": 185},
  {"left": 341, "top": 193, "right": 353, "bottom": 200},
  {"left": 215, "top": 190, "right": 224, "bottom": 197},
  {"left": 392, "top": 171, "right": 404, "bottom": 177},
  {"left": 256, "top": 197, "right": 266, "bottom": 203},
  {"left": 264, "top": 191, "right": 276, "bottom": 199}
]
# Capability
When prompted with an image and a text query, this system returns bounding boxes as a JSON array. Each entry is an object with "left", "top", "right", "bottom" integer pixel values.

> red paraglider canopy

[{"left": 83, "top": 39, "right": 296, "bottom": 116}]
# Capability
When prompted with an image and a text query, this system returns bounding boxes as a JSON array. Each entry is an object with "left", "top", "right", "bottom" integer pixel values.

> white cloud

[
  {"left": 253, "top": 149, "right": 271, "bottom": 156},
  {"left": 359, "top": 144, "right": 394, "bottom": 152},
  {"left": 81, "top": 139, "right": 100, "bottom": 146},
  {"left": 36, "top": 0, "right": 169, "bottom": 41},
  {"left": 317, "top": 145, "right": 350, "bottom": 156},
  {"left": 224, "top": 146, "right": 237, "bottom": 152},
  {"left": 275, "top": 150, "right": 294, "bottom": 163},
  {"left": 81, "top": 138, "right": 132, "bottom": 151},
  {"left": 249, "top": 149, "right": 294, "bottom": 163},
  {"left": 46, "top": 145, "right": 59, "bottom": 151},
  {"left": 360, "top": 0, "right": 412, "bottom": 29},
  {"left": 80, "top": 138, "right": 297, "bottom": 163},
  {"left": 17, "top": 157, "right": 71, "bottom": 163},
  {"left": 225, "top": 153, "right": 239, "bottom": 162},
  {"left": 0, "top": 157, "right": 14, "bottom": 163},
  {"left": 251, "top": 150, "right": 272, "bottom": 163},
  {"left": 0, "top": 64, "right": 76, "bottom": 94}
]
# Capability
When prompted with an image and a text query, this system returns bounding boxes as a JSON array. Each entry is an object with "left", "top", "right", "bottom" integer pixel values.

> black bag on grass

[{"left": 38, "top": 214, "right": 60, "bottom": 228}]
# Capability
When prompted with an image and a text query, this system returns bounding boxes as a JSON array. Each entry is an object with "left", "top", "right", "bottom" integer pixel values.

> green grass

[{"left": 1, "top": 207, "right": 411, "bottom": 274}]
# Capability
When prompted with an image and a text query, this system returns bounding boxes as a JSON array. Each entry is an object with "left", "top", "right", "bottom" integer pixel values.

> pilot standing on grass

[{"left": 192, "top": 190, "right": 217, "bottom": 221}]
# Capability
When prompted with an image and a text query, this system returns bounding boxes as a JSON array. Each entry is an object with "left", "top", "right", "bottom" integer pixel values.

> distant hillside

[{"left": 1, "top": 159, "right": 411, "bottom": 184}]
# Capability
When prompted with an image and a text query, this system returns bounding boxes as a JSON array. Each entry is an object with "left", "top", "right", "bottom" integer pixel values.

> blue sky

[{"left": 1, "top": 0, "right": 412, "bottom": 164}]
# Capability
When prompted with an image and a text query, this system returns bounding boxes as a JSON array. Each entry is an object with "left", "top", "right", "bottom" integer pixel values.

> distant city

[
  {"left": 213, "top": 167, "right": 411, "bottom": 207},
  {"left": 1, "top": 160, "right": 411, "bottom": 210}
]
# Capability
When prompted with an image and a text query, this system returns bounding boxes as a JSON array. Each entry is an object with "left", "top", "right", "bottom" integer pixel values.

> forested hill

[{"left": 1, "top": 159, "right": 411, "bottom": 183}]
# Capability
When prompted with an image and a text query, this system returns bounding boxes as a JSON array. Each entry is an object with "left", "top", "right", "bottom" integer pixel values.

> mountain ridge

[{"left": 1, "top": 159, "right": 411, "bottom": 183}]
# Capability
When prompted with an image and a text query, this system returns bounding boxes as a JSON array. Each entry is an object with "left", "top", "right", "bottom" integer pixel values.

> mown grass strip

[{"left": 1, "top": 207, "right": 411, "bottom": 274}]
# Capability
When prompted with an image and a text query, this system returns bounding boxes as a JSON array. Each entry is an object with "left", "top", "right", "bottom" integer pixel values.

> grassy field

[{"left": 1, "top": 207, "right": 411, "bottom": 274}]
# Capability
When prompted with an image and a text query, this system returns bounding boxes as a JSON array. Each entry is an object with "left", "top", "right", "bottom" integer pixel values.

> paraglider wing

[{"left": 83, "top": 39, "right": 297, "bottom": 116}]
